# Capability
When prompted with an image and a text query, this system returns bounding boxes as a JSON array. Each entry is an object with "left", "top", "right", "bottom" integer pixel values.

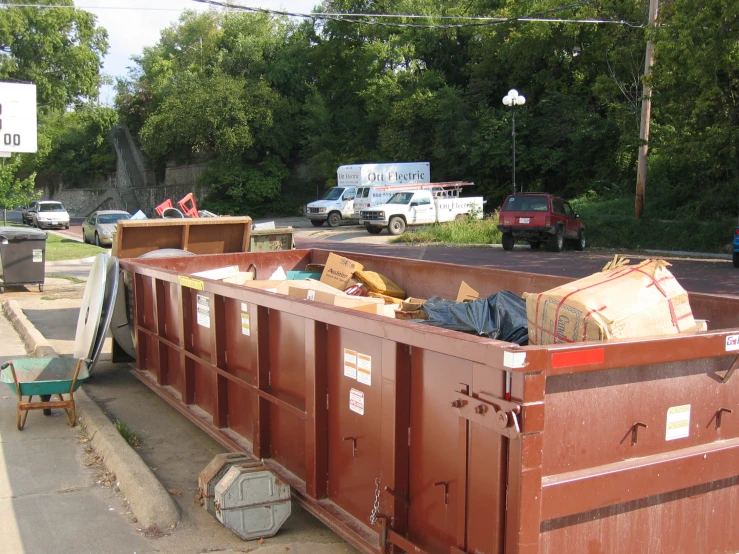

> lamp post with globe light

[{"left": 502, "top": 89, "right": 526, "bottom": 194}]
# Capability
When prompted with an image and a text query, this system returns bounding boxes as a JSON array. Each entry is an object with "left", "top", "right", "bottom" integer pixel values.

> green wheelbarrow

[{"left": 1, "top": 358, "right": 90, "bottom": 430}]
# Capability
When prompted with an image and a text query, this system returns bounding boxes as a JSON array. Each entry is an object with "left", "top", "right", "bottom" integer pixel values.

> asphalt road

[
  {"left": 294, "top": 237, "right": 739, "bottom": 297},
  {"left": 5, "top": 210, "right": 736, "bottom": 297}
]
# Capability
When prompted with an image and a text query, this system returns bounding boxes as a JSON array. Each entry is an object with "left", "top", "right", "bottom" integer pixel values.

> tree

[
  {"left": 0, "top": 156, "right": 39, "bottom": 226},
  {"left": 0, "top": 0, "right": 109, "bottom": 110}
]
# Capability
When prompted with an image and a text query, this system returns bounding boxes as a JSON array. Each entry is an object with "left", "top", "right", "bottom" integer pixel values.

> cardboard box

[
  {"left": 525, "top": 259, "right": 696, "bottom": 345},
  {"left": 320, "top": 254, "right": 364, "bottom": 290},
  {"left": 287, "top": 286, "right": 385, "bottom": 312},
  {"left": 401, "top": 297, "right": 426, "bottom": 312},
  {"left": 456, "top": 282, "right": 480, "bottom": 303},
  {"left": 354, "top": 270, "right": 405, "bottom": 298},
  {"left": 223, "top": 272, "right": 255, "bottom": 285}
]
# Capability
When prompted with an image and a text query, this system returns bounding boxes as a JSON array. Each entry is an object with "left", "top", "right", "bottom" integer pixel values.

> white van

[{"left": 305, "top": 162, "right": 430, "bottom": 227}]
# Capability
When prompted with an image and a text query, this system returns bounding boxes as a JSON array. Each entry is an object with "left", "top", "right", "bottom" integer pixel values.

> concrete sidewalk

[
  {"left": 0, "top": 313, "right": 150, "bottom": 554},
  {"left": 3, "top": 285, "right": 355, "bottom": 553}
]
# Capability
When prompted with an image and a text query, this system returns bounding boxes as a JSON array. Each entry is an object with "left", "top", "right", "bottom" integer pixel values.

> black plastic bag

[{"left": 420, "top": 290, "right": 528, "bottom": 345}]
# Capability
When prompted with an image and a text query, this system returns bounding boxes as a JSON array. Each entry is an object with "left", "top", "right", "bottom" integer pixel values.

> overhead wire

[{"left": 0, "top": 0, "right": 644, "bottom": 27}]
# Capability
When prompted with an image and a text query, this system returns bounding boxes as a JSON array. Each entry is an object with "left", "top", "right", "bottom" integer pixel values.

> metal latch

[{"left": 450, "top": 388, "right": 522, "bottom": 439}]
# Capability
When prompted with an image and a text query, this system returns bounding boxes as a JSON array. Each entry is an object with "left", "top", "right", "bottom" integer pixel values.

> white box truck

[
  {"left": 305, "top": 162, "right": 430, "bottom": 227},
  {"left": 359, "top": 182, "right": 484, "bottom": 235}
]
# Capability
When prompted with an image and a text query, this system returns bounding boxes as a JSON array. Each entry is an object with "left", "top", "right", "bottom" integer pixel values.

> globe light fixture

[{"left": 502, "top": 89, "right": 526, "bottom": 193}]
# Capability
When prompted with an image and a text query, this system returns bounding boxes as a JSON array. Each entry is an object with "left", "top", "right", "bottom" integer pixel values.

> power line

[
  {"left": 192, "top": 0, "right": 642, "bottom": 28},
  {"left": 0, "top": 0, "right": 644, "bottom": 27}
]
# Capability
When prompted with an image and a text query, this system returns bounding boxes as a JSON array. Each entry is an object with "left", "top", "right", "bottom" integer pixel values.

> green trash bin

[{"left": 0, "top": 226, "right": 47, "bottom": 293}]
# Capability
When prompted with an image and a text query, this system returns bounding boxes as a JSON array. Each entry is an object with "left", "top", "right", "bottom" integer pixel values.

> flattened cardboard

[
  {"left": 456, "top": 281, "right": 480, "bottom": 303},
  {"left": 320, "top": 253, "right": 364, "bottom": 290}
]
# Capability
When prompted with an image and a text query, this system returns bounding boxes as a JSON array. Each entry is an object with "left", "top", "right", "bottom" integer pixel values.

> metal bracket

[{"left": 450, "top": 389, "right": 522, "bottom": 439}]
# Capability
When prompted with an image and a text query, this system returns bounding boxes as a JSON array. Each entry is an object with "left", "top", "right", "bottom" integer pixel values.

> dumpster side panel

[
  {"left": 163, "top": 282, "right": 183, "bottom": 392},
  {"left": 540, "top": 477, "right": 739, "bottom": 554},
  {"left": 224, "top": 298, "right": 256, "bottom": 442},
  {"left": 543, "top": 356, "right": 739, "bottom": 475},
  {"left": 327, "top": 326, "right": 384, "bottom": 523},
  {"left": 407, "top": 349, "right": 473, "bottom": 554},
  {"left": 268, "top": 311, "right": 307, "bottom": 481},
  {"left": 189, "top": 290, "right": 216, "bottom": 417}
]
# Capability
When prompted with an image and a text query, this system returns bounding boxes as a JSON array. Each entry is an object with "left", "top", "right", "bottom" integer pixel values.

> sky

[{"left": 78, "top": 0, "right": 318, "bottom": 104}]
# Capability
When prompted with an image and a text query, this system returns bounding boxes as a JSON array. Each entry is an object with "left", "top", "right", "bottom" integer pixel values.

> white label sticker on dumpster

[
  {"left": 357, "top": 353, "right": 371, "bottom": 386},
  {"left": 343, "top": 349, "right": 357, "bottom": 379},
  {"left": 349, "top": 388, "right": 364, "bottom": 415},
  {"left": 726, "top": 334, "right": 739, "bottom": 352},
  {"left": 241, "top": 302, "right": 248, "bottom": 313},
  {"left": 665, "top": 404, "right": 691, "bottom": 441},
  {"left": 196, "top": 294, "right": 211, "bottom": 328},
  {"left": 241, "top": 314, "right": 250, "bottom": 336},
  {"left": 32, "top": 249, "right": 42, "bottom": 262}
]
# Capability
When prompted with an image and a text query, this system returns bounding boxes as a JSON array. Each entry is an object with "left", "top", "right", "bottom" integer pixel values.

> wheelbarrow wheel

[{"left": 41, "top": 394, "right": 52, "bottom": 415}]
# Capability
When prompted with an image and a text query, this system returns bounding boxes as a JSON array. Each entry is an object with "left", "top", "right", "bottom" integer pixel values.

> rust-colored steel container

[{"left": 122, "top": 249, "right": 739, "bottom": 554}]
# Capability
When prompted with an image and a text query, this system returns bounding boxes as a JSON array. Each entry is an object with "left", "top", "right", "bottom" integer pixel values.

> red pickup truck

[{"left": 497, "top": 193, "right": 586, "bottom": 252}]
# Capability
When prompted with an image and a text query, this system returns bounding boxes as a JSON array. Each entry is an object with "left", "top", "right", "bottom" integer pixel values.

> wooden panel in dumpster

[
  {"left": 525, "top": 259, "right": 696, "bottom": 345},
  {"left": 319, "top": 253, "right": 364, "bottom": 290}
]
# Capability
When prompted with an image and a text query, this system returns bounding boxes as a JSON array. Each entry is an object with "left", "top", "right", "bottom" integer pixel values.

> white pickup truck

[{"left": 359, "top": 188, "right": 484, "bottom": 235}]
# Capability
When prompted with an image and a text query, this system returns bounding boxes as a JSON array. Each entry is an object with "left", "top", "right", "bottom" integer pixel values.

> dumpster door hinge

[
  {"left": 450, "top": 389, "right": 522, "bottom": 439},
  {"left": 326, "top": 393, "right": 329, "bottom": 410}
]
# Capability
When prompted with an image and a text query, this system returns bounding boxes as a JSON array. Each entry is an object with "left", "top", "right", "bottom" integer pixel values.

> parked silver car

[{"left": 82, "top": 210, "right": 130, "bottom": 246}]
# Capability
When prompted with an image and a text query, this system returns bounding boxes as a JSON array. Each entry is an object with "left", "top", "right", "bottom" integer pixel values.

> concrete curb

[
  {"left": 76, "top": 390, "right": 180, "bottom": 530},
  {"left": 1, "top": 299, "right": 180, "bottom": 530},
  {"left": 2, "top": 299, "right": 57, "bottom": 358}
]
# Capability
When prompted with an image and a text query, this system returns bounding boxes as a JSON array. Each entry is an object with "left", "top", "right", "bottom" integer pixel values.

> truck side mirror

[{"left": 410, "top": 202, "right": 418, "bottom": 208}]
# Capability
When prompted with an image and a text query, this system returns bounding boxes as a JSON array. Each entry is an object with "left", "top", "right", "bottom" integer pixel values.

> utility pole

[{"left": 635, "top": 0, "right": 659, "bottom": 219}]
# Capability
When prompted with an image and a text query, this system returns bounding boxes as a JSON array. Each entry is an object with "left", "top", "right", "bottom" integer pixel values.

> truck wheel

[
  {"left": 549, "top": 227, "right": 564, "bottom": 252},
  {"left": 502, "top": 233, "right": 514, "bottom": 251},
  {"left": 529, "top": 242, "right": 541, "bottom": 250},
  {"left": 388, "top": 217, "right": 406, "bottom": 236},
  {"left": 327, "top": 212, "right": 342, "bottom": 228},
  {"left": 733, "top": 252, "right": 739, "bottom": 268},
  {"left": 311, "top": 220, "right": 324, "bottom": 227},
  {"left": 575, "top": 229, "right": 586, "bottom": 251},
  {"left": 365, "top": 224, "right": 382, "bottom": 235}
]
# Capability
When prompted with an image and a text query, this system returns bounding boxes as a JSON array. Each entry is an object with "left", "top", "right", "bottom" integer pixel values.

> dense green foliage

[
  {"left": 114, "top": 0, "right": 737, "bottom": 219},
  {"left": 32, "top": 106, "right": 119, "bottom": 184},
  {"left": 0, "top": 156, "right": 38, "bottom": 214},
  {"left": 2, "top": 0, "right": 113, "bottom": 183},
  {"left": 1, "top": 0, "right": 109, "bottom": 111}
]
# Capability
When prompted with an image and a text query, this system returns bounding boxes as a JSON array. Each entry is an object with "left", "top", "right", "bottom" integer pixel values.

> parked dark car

[
  {"left": 21, "top": 200, "right": 38, "bottom": 225},
  {"left": 733, "top": 226, "right": 739, "bottom": 268},
  {"left": 497, "top": 193, "right": 585, "bottom": 252}
]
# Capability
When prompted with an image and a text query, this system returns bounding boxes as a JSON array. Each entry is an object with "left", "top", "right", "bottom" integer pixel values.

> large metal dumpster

[{"left": 122, "top": 249, "right": 739, "bottom": 554}]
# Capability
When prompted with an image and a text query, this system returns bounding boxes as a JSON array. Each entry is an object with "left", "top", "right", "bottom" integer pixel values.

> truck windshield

[
  {"left": 321, "top": 188, "right": 345, "bottom": 201},
  {"left": 387, "top": 193, "right": 414, "bottom": 204},
  {"left": 503, "top": 195, "right": 549, "bottom": 212}
]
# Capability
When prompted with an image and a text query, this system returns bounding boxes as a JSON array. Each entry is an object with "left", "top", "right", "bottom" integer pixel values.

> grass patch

[
  {"left": 393, "top": 213, "right": 503, "bottom": 244},
  {"left": 571, "top": 194, "right": 737, "bottom": 253},
  {"left": 47, "top": 273, "right": 85, "bottom": 284},
  {"left": 393, "top": 195, "right": 736, "bottom": 253},
  {"left": 115, "top": 420, "right": 142, "bottom": 447},
  {"left": 44, "top": 232, "right": 105, "bottom": 261}
]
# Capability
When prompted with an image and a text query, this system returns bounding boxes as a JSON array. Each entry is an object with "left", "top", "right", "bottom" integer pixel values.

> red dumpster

[{"left": 122, "top": 249, "right": 739, "bottom": 554}]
